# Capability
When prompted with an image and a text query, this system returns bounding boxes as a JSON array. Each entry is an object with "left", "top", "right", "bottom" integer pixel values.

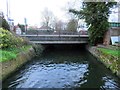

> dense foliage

[
  {"left": 18, "top": 24, "right": 25, "bottom": 32},
  {"left": 69, "top": 1, "right": 116, "bottom": 45},
  {"left": 66, "top": 19, "right": 78, "bottom": 32},
  {"left": 0, "top": 28, "right": 31, "bottom": 62},
  {"left": 1, "top": 18, "right": 10, "bottom": 30},
  {"left": 0, "top": 28, "right": 29, "bottom": 49},
  {"left": 0, "top": 12, "right": 10, "bottom": 30}
]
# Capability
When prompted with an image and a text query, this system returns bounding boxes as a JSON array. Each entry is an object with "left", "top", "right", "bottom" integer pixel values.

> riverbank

[
  {"left": 3, "top": 45, "right": 120, "bottom": 88},
  {"left": 0, "top": 28, "right": 45, "bottom": 83},
  {"left": 0, "top": 46, "right": 35, "bottom": 81},
  {"left": 87, "top": 45, "right": 120, "bottom": 78},
  {"left": 0, "top": 44, "right": 44, "bottom": 81}
]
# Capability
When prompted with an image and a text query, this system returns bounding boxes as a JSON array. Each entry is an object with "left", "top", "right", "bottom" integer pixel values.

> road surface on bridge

[{"left": 20, "top": 34, "right": 89, "bottom": 37}]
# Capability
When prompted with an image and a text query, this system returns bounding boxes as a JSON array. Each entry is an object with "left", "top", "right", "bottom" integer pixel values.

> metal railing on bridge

[
  {"left": 20, "top": 30, "right": 89, "bottom": 44},
  {"left": 23, "top": 30, "right": 88, "bottom": 35}
]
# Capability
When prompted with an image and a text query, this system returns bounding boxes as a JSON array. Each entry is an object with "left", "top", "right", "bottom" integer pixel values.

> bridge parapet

[{"left": 20, "top": 34, "right": 89, "bottom": 44}]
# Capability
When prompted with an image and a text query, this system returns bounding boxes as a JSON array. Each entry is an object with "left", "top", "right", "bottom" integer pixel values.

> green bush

[{"left": 0, "top": 28, "right": 29, "bottom": 49}]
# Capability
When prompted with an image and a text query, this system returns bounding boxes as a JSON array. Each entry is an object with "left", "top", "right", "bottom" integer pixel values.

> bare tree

[
  {"left": 49, "top": 16, "right": 58, "bottom": 29},
  {"left": 63, "top": 0, "right": 82, "bottom": 20},
  {"left": 41, "top": 8, "right": 55, "bottom": 27},
  {"left": 49, "top": 16, "right": 67, "bottom": 31},
  {"left": 55, "top": 20, "right": 67, "bottom": 31}
]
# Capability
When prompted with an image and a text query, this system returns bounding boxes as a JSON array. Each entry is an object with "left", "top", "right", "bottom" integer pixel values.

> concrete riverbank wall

[
  {"left": 1, "top": 47, "right": 35, "bottom": 81},
  {"left": 1, "top": 45, "right": 44, "bottom": 82},
  {"left": 87, "top": 46, "right": 120, "bottom": 78}
]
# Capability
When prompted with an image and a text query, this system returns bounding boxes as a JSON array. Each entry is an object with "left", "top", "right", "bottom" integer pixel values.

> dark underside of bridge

[{"left": 39, "top": 43, "right": 88, "bottom": 50}]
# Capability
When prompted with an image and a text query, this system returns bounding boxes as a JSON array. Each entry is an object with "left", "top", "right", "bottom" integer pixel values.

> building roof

[{"left": 39, "top": 25, "right": 53, "bottom": 30}]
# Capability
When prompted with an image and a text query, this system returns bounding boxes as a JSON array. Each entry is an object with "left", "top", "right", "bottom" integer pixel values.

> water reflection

[{"left": 2, "top": 46, "right": 120, "bottom": 89}]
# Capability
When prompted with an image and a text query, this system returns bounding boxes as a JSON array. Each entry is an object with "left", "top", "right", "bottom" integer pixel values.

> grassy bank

[
  {"left": 0, "top": 45, "right": 32, "bottom": 62},
  {"left": 97, "top": 46, "right": 120, "bottom": 77},
  {"left": 0, "top": 28, "right": 33, "bottom": 62},
  {"left": 97, "top": 47, "right": 119, "bottom": 56},
  {"left": 0, "top": 28, "right": 37, "bottom": 80},
  {"left": 88, "top": 45, "right": 120, "bottom": 78}
]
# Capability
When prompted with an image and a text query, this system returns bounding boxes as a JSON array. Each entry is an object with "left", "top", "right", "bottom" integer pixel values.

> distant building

[
  {"left": 109, "top": 22, "right": 120, "bottom": 28},
  {"left": 28, "top": 26, "right": 38, "bottom": 30},
  {"left": 26, "top": 25, "right": 54, "bottom": 35},
  {"left": 7, "top": 18, "right": 14, "bottom": 31},
  {"left": 109, "top": 22, "right": 120, "bottom": 45},
  {"left": 38, "top": 25, "right": 54, "bottom": 31},
  {"left": 103, "top": 22, "right": 120, "bottom": 46},
  {"left": 14, "top": 25, "right": 22, "bottom": 35}
]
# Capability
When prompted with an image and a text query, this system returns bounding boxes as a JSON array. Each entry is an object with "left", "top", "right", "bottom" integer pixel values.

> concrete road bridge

[{"left": 20, "top": 34, "right": 89, "bottom": 44}]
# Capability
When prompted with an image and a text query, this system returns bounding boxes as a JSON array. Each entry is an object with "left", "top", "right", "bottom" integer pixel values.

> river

[{"left": 2, "top": 45, "right": 120, "bottom": 89}]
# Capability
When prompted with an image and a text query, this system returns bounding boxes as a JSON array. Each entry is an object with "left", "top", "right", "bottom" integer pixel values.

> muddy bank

[{"left": 87, "top": 46, "right": 120, "bottom": 78}]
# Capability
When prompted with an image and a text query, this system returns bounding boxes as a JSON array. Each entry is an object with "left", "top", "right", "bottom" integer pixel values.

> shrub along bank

[
  {"left": 0, "top": 27, "right": 32, "bottom": 62},
  {"left": 88, "top": 45, "right": 120, "bottom": 78},
  {"left": 0, "top": 28, "right": 44, "bottom": 81},
  {"left": 0, "top": 28, "right": 29, "bottom": 49}
]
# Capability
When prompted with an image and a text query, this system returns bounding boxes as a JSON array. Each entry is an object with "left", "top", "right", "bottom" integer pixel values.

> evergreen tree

[
  {"left": 2, "top": 18, "right": 10, "bottom": 30},
  {"left": 69, "top": 1, "right": 117, "bottom": 45},
  {"left": 0, "top": 12, "right": 10, "bottom": 30}
]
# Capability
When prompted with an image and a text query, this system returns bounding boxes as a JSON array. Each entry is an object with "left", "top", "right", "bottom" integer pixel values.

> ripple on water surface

[{"left": 2, "top": 48, "right": 120, "bottom": 89}]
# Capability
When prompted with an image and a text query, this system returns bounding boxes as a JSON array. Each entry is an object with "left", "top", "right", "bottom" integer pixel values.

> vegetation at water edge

[{"left": 0, "top": 28, "right": 31, "bottom": 62}]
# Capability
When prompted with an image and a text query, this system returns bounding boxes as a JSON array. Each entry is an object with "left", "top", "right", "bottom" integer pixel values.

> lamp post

[{"left": 59, "top": 29, "right": 60, "bottom": 37}]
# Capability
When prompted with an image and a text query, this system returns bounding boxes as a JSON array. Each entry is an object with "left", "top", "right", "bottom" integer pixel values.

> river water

[{"left": 2, "top": 45, "right": 120, "bottom": 89}]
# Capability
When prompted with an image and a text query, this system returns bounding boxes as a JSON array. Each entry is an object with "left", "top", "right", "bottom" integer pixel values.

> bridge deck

[
  {"left": 20, "top": 35, "right": 88, "bottom": 37},
  {"left": 21, "top": 34, "right": 89, "bottom": 44}
]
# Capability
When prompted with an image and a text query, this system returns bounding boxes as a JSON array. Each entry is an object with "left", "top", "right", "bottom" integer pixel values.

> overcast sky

[
  {"left": 0, "top": 0, "right": 119, "bottom": 26},
  {"left": 0, "top": 0, "right": 80, "bottom": 26}
]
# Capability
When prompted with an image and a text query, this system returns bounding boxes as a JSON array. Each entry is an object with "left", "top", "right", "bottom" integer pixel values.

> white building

[
  {"left": 7, "top": 18, "right": 14, "bottom": 31},
  {"left": 16, "top": 26, "right": 22, "bottom": 35}
]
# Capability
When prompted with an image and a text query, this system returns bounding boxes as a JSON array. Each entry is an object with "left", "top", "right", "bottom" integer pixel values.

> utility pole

[
  {"left": 6, "top": 0, "right": 14, "bottom": 31},
  {"left": 24, "top": 18, "right": 27, "bottom": 34},
  {"left": 6, "top": 0, "right": 11, "bottom": 20},
  {"left": 6, "top": 0, "right": 9, "bottom": 20}
]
